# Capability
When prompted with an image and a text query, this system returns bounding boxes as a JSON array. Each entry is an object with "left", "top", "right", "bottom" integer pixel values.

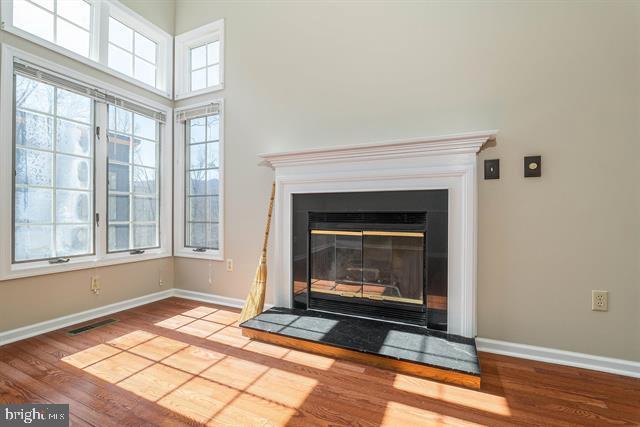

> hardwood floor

[{"left": 0, "top": 297, "right": 638, "bottom": 426}]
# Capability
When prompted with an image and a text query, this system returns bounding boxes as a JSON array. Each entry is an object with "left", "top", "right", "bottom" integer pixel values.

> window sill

[
  {"left": 1, "top": 25, "right": 173, "bottom": 99},
  {"left": 0, "top": 250, "right": 172, "bottom": 281},
  {"left": 174, "top": 83, "right": 224, "bottom": 101},
  {"left": 174, "top": 248, "right": 224, "bottom": 261}
]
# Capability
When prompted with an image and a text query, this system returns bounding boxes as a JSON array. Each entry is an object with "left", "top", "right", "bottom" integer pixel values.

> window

[
  {"left": 175, "top": 20, "right": 224, "bottom": 100},
  {"left": 12, "top": 0, "right": 92, "bottom": 57},
  {"left": 190, "top": 41, "right": 220, "bottom": 92},
  {"left": 0, "top": 46, "right": 172, "bottom": 280},
  {"left": 108, "top": 17, "right": 158, "bottom": 87},
  {"left": 1, "top": 0, "right": 173, "bottom": 97},
  {"left": 107, "top": 105, "right": 160, "bottom": 252},
  {"left": 174, "top": 102, "right": 224, "bottom": 259},
  {"left": 14, "top": 74, "right": 94, "bottom": 262}
]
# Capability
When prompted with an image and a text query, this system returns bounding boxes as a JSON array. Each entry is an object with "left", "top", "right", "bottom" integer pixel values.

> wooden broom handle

[{"left": 261, "top": 182, "right": 276, "bottom": 255}]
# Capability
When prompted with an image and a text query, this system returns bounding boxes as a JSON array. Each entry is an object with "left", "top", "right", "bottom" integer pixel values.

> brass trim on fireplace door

[
  {"left": 362, "top": 231, "right": 424, "bottom": 238},
  {"left": 310, "top": 230, "right": 363, "bottom": 236}
]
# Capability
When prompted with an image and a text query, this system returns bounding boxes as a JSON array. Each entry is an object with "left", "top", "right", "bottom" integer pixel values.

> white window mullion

[{"left": 94, "top": 102, "right": 108, "bottom": 259}]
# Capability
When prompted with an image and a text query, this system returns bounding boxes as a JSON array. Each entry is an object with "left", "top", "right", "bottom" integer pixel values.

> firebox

[{"left": 292, "top": 190, "right": 448, "bottom": 330}]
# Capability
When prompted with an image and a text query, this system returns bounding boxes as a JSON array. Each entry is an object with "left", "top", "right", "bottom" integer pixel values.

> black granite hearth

[{"left": 241, "top": 307, "right": 480, "bottom": 376}]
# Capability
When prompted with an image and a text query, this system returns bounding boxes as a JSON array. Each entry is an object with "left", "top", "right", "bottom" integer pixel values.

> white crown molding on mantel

[
  {"left": 259, "top": 130, "right": 498, "bottom": 167},
  {"left": 260, "top": 130, "right": 498, "bottom": 338}
]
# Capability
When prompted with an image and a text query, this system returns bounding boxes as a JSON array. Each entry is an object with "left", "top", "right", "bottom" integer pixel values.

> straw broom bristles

[{"left": 238, "top": 181, "right": 276, "bottom": 323}]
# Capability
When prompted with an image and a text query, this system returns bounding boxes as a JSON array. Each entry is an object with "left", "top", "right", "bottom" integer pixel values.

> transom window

[
  {"left": 12, "top": 0, "right": 92, "bottom": 57},
  {"left": 108, "top": 17, "right": 158, "bottom": 87},
  {"left": 185, "top": 114, "right": 220, "bottom": 249},
  {"left": 13, "top": 74, "right": 94, "bottom": 262},
  {"left": 190, "top": 41, "right": 220, "bottom": 92},
  {"left": 2, "top": 0, "right": 173, "bottom": 96},
  {"left": 107, "top": 106, "right": 160, "bottom": 253}
]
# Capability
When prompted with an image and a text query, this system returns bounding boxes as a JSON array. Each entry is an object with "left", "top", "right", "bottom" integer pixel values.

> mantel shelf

[{"left": 259, "top": 130, "right": 498, "bottom": 168}]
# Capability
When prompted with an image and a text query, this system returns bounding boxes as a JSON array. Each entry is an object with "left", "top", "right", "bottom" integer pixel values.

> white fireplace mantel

[{"left": 259, "top": 130, "right": 498, "bottom": 338}]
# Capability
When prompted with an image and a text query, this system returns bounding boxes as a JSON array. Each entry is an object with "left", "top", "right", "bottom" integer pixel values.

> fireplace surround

[{"left": 260, "top": 130, "right": 497, "bottom": 338}]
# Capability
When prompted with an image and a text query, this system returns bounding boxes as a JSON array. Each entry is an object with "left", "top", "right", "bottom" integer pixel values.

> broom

[{"left": 238, "top": 181, "right": 276, "bottom": 323}]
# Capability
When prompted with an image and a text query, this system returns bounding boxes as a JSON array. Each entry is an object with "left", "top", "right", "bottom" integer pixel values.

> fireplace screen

[{"left": 309, "top": 230, "right": 425, "bottom": 306}]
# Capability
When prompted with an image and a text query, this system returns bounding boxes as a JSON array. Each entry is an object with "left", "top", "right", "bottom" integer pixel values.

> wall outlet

[
  {"left": 159, "top": 279, "right": 165, "bottom": 287},
  {"left": 592, "top": 290, "right": 608, "bottom": 311},
  {"left": 90, "top": 276, "right": 100, "bottom": 295},
  {"left": 226, "top": 259, "right": 233, "bottom": 272}
]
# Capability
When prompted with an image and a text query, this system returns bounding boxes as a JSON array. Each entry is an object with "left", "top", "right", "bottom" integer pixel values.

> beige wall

[
  {"left": 120, "top": 0, "right": 176, "bottom": 35},
  {"left": 174, "top": 0, "right": 640, "bottom": 361},
  {"left": 0, "top": 2, "right": 176, "bottom": 332}
]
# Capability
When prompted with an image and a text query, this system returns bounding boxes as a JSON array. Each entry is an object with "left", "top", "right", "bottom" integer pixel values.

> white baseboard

[
  {"left": 0, "top": 288, "right": 274, "bottom": 347},
  {"left": 476, "top": 337, "right": 640, "bottom": 379},
  {"left": 0, "top": 289, "right": 174, "bottom": 346},
  {"left": 173, "top": 288, "right": 274, "bottom": 310}
]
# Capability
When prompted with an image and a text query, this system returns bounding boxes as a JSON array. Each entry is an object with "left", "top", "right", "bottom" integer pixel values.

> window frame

[
  {"left": 0, "top": 44, "right": 173, "bottom": 281},
  {"left": 173, "top": 99, "right": 225, "bottom": 261},
  {"left": 174, "top": 19, "right": 225, "bottom": 100},
  {"left": 0, "top": 0, "right": 173, "bottom": 98}
]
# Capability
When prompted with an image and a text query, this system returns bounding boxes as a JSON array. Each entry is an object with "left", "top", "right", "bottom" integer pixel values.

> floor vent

[{"left": 67, "top": 318, "right": 118, "bottom": 336}]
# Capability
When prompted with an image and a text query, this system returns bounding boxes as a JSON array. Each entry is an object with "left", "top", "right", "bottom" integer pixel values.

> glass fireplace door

[
  {"left": 309, "top": 230, "right": 363, "bottom": 298},
  {"left": 361, "top": 231, "right": 424, "bottom": 305}
]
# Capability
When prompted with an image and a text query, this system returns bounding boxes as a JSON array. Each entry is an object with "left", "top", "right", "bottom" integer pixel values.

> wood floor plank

[{"left": 0, "top": 297, "right": 637, "bottom": 426}]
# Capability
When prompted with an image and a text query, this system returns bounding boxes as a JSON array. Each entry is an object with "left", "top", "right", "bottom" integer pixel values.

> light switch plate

[
  {"left": 524, "top": 155, "right": 542, "bottom": 177},
  {"left": 484, "top": 159, "right": 500, "bottom": 180}
]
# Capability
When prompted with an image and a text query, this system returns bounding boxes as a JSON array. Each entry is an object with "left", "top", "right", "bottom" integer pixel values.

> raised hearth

[{"left": 241, "top": 307, "right": 480, "bottom": 389}]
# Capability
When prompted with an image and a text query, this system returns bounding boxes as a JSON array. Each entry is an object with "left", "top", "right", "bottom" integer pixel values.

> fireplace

[{"left": 292, "top": 191, "right": 448, "bottom": 330}]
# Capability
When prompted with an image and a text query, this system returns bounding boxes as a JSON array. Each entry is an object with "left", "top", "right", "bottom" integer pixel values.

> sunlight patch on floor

[
  {"left": 393, "top": 374, "right": 511, "bottom": 416},
  {"left": 61, "top": 326, "right": 319, "bottom": 426},
  {"left": 381, "top": 401, "right": 483, "bottom": 426}
]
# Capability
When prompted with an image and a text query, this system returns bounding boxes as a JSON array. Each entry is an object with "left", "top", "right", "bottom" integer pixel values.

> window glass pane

[
  {"left": 191, "top": 45, "right": 206, "bottom": 70},
  {"left": 57, "top": 0, "right": 91, "bottom": 30},
  {"left": 206, "top": 115, "right": 219, "bottom": 141},
  {"left": 134, "top": 57, "right": 156, "bottom": 87},
  {"left": 13, "top": 75, "right": 93, "bottom": 262},
  {"left": 57, "top": 119, "right": 91, "bottom": 157},
  {"left": 188, "top": 170, "right": 206, "bottom": 196},
  {"left": 191, "top": 68, "right": 206, "bottom": 92},
  {"left": 13, "top": 0, "right": 54, "bottom": 42},
  {"left": 15, "top": 187, "right": 53, "bottom": 223},
  {"left": 15, "top": 225, "right": 53, "bottom": 261},
  {"left": 188, "top": 196, "right": 206, "bottom": 222},
  {"left": 108, "top": 134, "right": 131, "bottom": 163},
  {"left": 57, "top": 89, "right": 91, "bottom": 123},
  {"left": 208, "top": 195, "right": 219, "bottom": 222},
  {"left": 56, "top": 224, "right": 90, "bottom": 256},
  {"left": 133, "top": 114, "right": 156, "bottom": 140},
  {"left": 133, "top": 139, "right": 156, "bottom": 168},
  {"left": 134, "top": 32, "right": 156, "bottom": 64},
  {"left": 108, "top": 44, "right": 133, "bottom": 76},
  {"left": 206, "top": 222, "right": 219, "bottom": 249},
  {"left": 206, "top": 142, "right": 219, "bottom": 168},
  {"left": 108, "top": 163, "right": 130, "bottom": 192},
  {"left": 16, "top": 111, "right": 53, "bottom": 150},
  {"left": 189, "top": 144, "right": 206, "bottom": 170},
  {"left": 109, "top": 195, "right": 130, "bottom": 221},
  {"left": 207, "top": 41, "right": 220, "bottom": 65},
  {"left": 108, "top": 17, "right": 133, "bottom": 51},
  {"left": 108, "top": 224, "right": 130, "bottom": 251},
  {"left": 15, "top": 148, "right": 53, "bottom": 186},
  {"left": 133, "top": 224, "right": 157, "bottom": 248},
  {"left": 133, "top": 166, "right": 157, "bottom": 193},
  {"left": 56, "top": 17, "right": 90, "bottom": 57},
  {"left": 189, "top": 117, "right": 206, "bottom": 143},
  {"left": 56, "top": 190, "right": 90, "bottom": 223},
  {"left": 207, "top": 64, "right": 220, "bottom": 87},
  {"left": 16, "top": 75, "right": 54, "bottom": 114},
  {"left": 133, "top": 197, "right": 156, "bottom": 221},
  {"left": 109, "top": 106, "right": 132, "bottom": 134},
  {"left": 56, "top": 154, "right": 91, "bottom": 190},
  {"left": 206, "top": 169, "right": 219, "bottom": 195}
]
